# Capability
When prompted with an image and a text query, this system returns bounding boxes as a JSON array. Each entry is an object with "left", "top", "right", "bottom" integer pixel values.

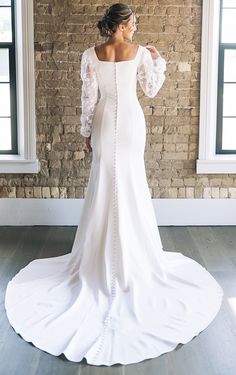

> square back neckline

[{"left": 93, "top": 45, "right": 140, "bottom": 63}]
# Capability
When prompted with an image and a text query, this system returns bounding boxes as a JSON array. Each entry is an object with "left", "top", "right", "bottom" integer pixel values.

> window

[
  {"left": 197, "top": 0, "right": 236, "bottom": 173},
  {"left": 0, "top": 0, "right": 39, "bottom": 173},
  {"left": 216, "top": 0, "right": 236, "bottom": 154},
  {"left": 0, "top": 0, "right": 17, "bottom": 154}
]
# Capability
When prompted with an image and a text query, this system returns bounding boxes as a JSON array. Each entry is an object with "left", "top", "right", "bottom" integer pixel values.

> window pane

[
  {"left": 224, "top": 50, "right": 236, "bottom": 82},
  {"left": 223, "top": 0, "right": 236, "bottom": 7},
  {"left": 223, "top": 84, "right": 236, "bottom": 116},
  {"left": 222, "top": 118, "right": 236, "bottom": 150},
  {"left": 0, "top": 83, "right": 10, "bottom": 116},
  {"left": 0, "top": 49, "right": 9, "bottom": 82},
  {"left": 0, "top": 117, "right": 11, "bottom": 150},
  {"left": 0, "top": 1, "right": 11, "bottom": 5},
  {"left": 0, "top": 6, "right": 12, "bottom": 42},
  {"left": 221, "top": 9, "right": 236, "bottom": 43}
]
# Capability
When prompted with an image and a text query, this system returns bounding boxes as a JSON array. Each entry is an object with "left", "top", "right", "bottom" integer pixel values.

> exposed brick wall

[{"left": 1, "top": 0, "right": 236, "bottom": 199}]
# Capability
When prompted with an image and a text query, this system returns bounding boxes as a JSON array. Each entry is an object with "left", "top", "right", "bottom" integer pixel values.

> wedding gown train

[{"left": 4, "top": 44, "right": 224, "bottom": 366}]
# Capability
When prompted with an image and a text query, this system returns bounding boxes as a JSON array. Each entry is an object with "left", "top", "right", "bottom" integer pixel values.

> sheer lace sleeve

[
  {"left": 137, "top": 47, "right": 167, "bottom": 98},
  {"left": 80, "top": 49, "right": 98, "bottom": 137}
]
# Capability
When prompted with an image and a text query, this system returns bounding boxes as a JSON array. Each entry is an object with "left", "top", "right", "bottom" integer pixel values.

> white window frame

[
  {"left": 197, "top": 0, "right": 236, "bottom": 174},
  {"left": 0, "top": 0, "right": 39, "bottom": 173}
]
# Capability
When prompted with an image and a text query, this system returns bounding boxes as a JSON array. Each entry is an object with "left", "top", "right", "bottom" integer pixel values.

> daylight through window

[
  {"left": 0, "top": 0, "right": 17, "bottom": 154},
  {"left": 216, "top": 0, "right": 236, "bottom": 153}
]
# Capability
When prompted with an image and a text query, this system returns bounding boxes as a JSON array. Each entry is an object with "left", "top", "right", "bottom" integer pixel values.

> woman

[{"left": 5, "top": 3, "right": 223, "bottom": 367}]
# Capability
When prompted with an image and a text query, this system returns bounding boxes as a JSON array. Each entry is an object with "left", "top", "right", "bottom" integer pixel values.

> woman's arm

[
  {"left": 80, "top": 50, "right": 98, "bottom": 140},
  {"left": 137, "top": 46, "right": 167, "bottom": 98}
]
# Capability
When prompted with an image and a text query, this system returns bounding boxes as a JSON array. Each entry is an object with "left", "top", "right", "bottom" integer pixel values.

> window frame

[
  {"left": 216, "top": 0, "right": 236, "bottom": 154},
  {"left": 197, "top": 0, "right": 236, "bottom": 174},
  {"left": 0, "top": 0, "right": 39, "bottom": 173},
  {"left": 0, "top": 0, "right": 18, "bottom": 155}
]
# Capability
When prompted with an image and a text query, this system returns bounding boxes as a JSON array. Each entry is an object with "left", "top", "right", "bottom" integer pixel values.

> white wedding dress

[{"left": 4, "top": 44, "right": 224, "bottom": 366}]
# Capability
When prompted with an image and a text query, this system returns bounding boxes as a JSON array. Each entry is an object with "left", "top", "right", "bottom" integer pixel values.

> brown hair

[{"left": 97, "top": 3, "right": 134, "bottom": 38}]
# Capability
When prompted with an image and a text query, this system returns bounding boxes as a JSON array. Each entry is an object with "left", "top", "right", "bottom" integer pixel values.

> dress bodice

[
  {"left": 90, "top": 45, "right": 142, "bottom": 101},
  {"left": 80, "top": 44, "right": 167, "bottom": 137}
]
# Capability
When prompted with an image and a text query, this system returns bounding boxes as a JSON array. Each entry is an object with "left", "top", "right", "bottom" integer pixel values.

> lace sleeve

[
  {"left": 80, "top": 49, "right": 98, "bottom": 137},
  {"left": 137, "top": 47, "right": 167, "bottom": 98}
]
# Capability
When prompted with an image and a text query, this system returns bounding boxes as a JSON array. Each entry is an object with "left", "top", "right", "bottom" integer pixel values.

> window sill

[
  {"left": 197, "top": 157, "right": 236, "bottom": 174},
  {"left": 0, "top": 156, "right": 40, "bottom": 173}
]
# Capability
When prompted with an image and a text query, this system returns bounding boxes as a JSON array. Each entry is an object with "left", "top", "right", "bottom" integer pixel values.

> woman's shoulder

[
  {"left": 81, "top": 46, "right": 94, "bottom": 62},
  {"left": 136, "top": 45, "right": 151, "bottom": 58},
  {"left": 138, "top": 45, "right": 149, "bottom": 53},
  {"left": 82, "top": 46, "right": 93, "bottom": 54}
]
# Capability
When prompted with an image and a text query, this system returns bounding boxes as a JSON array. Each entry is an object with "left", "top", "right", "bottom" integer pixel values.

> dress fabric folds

[{"left": 4, "top": 44, "right": 224, "bottom": 366}]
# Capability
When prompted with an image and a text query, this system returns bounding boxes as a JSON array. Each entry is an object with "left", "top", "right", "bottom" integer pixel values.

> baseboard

[{"left": 0, "top": 198, "right": 235, "bottom": 226}]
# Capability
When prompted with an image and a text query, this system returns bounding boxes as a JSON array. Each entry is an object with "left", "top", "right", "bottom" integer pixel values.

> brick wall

[{"left": 1, "top": 0, "right": 236, "bottom": 199}]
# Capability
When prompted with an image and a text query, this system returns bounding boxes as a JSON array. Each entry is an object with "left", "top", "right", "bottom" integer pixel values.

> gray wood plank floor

[{"left": 0, "top": 226, "right": 235, "bottom": 375}]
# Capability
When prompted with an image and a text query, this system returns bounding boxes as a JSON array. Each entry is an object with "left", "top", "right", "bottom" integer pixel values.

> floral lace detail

[
  {"left": 80, "top": 47, "right": 167, "bottom": 137},
  {"left": 80, "top": 49, "right": 98, "bottom": 137},
  {"left": 137, "top": 48, "right": 167, "bottom": 98}
]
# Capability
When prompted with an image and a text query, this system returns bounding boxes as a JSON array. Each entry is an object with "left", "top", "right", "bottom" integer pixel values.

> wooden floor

[{"left": 0, "top": 226, "right": 235, "bottom": 375}]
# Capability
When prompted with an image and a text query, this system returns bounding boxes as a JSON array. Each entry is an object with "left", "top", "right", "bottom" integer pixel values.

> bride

[{"left": 4, "top": 2, "right": 224, "bottom": 367}]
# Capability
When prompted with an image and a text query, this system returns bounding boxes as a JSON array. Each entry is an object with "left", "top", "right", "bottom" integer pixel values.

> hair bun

[
  {"left": 96, "top": 3, "right": 134, "bottom": 38},
  {"left": 97, "top": 17, "right": 111, "bottom": 37}
]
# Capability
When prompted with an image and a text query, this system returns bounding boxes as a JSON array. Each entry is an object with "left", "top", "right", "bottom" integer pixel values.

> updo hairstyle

[{"left": 97, "top": 3, "right": 134, "bottom": 38}]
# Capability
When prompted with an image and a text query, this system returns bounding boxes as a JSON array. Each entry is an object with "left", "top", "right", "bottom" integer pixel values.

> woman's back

[{"left": 94, "top": 42, "right": 140, "bottom": 62}]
